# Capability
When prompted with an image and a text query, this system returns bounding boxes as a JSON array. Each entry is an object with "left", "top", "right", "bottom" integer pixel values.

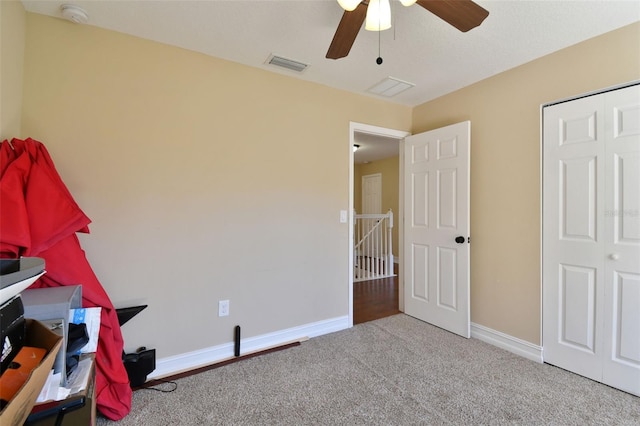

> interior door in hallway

[
  {"left": 542, "top": 83, "right": 640, "bottom": 396},
  {"left": 403, "top": 121, "right": 470, "bottom": 338},
  {"left": 362, "top": 173, "right": 382, "bottom": 214}
]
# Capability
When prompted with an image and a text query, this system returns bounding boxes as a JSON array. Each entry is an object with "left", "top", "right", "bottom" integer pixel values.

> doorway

[{"left": 348, "top": 122, "right": 410, "bottom": 326}]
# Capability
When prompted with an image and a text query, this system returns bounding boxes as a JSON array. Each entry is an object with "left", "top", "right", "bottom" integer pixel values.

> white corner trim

[
  {"left": 471, "top": 322, "right": 543, "bottom": 364},
  {"left": 148, "top": 315, "right": 350, "bottom": 380}
]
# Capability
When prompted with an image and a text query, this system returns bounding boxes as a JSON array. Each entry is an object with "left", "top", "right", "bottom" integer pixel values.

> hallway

[{"left": 353, "top": 270, "right": 399, "bottom": 325}]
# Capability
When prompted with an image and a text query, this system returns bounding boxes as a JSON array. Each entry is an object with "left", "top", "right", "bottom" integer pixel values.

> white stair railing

[{"left": 354, "top": 210, "right": 394, "bottom": 282}]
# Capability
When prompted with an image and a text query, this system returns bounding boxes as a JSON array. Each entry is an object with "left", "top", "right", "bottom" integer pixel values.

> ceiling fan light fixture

[
  {"left": 365, "top": 0, "right": 392, "bottom": 31},
  {"left": 337, "top": 0, "right": 362, "bottom": 12},
  {"left": 399, "top": 0, "right": 417, "bottom": 6}
]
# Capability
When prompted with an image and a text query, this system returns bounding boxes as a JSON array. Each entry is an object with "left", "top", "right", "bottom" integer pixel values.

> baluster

[
  {"left": 376, "top": 219, "right": 380, "bottom": 276},
  {"left": 371, "top": 218, "right": 374, "bottom": 278},
  {"left": 364, "top": 218, "right": 369, "bottom": 279},
  {"left": 360, "top": 217, "right": 364, "bottom": 280},
  {"left": 383, "top": 217, "right": 387, "bottom": 276},
  {"left": 386, "top": 215, "right": 390, "bottom": 275},
  {"left": 367, "top": 218, "right": 372, "bottom": 279},
  {"left": 356, "top": 216, "right": 361, "bottom": 279},
  {"left": 387, "top": 211, "right": 393, "bottom": 276}
]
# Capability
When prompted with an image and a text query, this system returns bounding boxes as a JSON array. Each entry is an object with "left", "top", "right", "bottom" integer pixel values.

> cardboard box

[
  {"left": 0, "top": 319, "right": 63, "bottom": 426},
  {"left": 21, "top": 286, "right": 82, "bottom": 385},
  {"left": 27, "top": 355, "right": 96, "bottom": 426}
]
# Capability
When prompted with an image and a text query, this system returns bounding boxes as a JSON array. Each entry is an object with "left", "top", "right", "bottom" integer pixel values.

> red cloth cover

[{"left": 0, "top": 138, "right": 131, "bottom": 420}]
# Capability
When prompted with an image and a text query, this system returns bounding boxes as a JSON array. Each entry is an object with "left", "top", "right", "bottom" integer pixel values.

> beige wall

[
  {"left": 0, "top": 0, "right": 26, "bottom": 140},
  {"left": 354, "top": 157, "right": 400, "bottom": 258},
  {"left": 19, "top": 13, "right": 411, "bottom": 357},
  {"left": 8, "top": 9, "right": 638, "bottom": 360},
  {"left": 412, "top": 22, "right": 640, "bottom": 345}
]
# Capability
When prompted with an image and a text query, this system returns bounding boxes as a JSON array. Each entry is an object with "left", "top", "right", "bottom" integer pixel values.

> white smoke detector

[{"left": 60, "top": 4, "right": 89, "bottom": 24}]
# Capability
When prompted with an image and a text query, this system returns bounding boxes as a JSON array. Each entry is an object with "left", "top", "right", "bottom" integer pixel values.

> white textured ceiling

[
  {"left": 21, "top": 0, "right": 640, "bottom": 108},
  {"left": 354, "top": 132, "right": 400, "bottom": 164}
]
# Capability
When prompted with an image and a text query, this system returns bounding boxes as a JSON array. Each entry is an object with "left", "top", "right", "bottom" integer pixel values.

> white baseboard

[
  {"left": 471, "top": 322, "right": 543, "bottom": 364},
  {"left": 149, "top": 317, "right": 540, "bottom": 380},
  {"left": 148, "top": 315, "right": 350, "bottom": 380}
]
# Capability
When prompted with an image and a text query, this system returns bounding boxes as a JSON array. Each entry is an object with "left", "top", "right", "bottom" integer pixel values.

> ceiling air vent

[
  {"left": 367, "top": 77, "right": 415, "bottom": 97},
  {"left": 266, "top": 54, "right": 309, "bottom": 73}
]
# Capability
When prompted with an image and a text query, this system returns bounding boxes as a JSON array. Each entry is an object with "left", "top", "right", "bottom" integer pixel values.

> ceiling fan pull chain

[
  {"left": 377, "top": 30, "right": 383, "bottom": 64},
  {"left": 393, "top": 0, "right": 397, "bottom": 40},
  {"left": 377, "top": 2, "right": 383, "bottom": 65}
]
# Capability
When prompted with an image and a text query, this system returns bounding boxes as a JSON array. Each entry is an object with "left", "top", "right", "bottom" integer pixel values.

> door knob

[
  {"left": 455, "top": 236, "right": 465, "bottom": 244},
  {"left": 609, "top": 253, "right": 620, "bottom": 260}
]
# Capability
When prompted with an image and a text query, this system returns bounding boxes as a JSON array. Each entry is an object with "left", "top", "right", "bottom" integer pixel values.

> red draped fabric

[{"left": 0, "top": 138, "right": 131, "bottom": 420}]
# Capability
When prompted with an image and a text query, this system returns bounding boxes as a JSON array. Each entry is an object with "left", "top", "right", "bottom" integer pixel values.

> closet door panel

[
  {"left": 543, "top": 94, "right": 605, "bottom": 380},
  {"left": 602, "top": 84, "right": 640, "bottom": 396}
]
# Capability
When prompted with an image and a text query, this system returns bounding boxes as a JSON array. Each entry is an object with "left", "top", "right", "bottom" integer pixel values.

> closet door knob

[
  {"left": 455, "top": 236, "right": 465, "bottom": 244},
  {"left": 609, "top": 253, "right": 620, "bottom": 261}
]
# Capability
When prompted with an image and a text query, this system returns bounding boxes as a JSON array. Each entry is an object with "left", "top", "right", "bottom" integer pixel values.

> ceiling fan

[{"left": 326, "top": 0, "right": 489, "bottom": 60}]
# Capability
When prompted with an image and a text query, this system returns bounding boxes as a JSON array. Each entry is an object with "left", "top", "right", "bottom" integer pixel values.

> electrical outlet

[{"left": 218, "top": 300, "right": 229, "bottom": 317}]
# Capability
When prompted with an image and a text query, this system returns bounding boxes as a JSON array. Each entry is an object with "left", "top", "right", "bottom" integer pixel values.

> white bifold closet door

[{"left": 543, "top": 83, "right": 640, "bottom": 396}]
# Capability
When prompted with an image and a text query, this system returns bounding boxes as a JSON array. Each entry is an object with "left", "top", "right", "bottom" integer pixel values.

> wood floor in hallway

[{"left": 353, "top": 272, "right": 400, "bottom": 325}]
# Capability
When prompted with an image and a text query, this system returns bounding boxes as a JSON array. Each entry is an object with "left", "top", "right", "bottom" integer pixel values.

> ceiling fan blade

[
  {"left": 416, "top": 0, "right": 489, "bottom": 32},
  {"left": 326, "top": 2, "right": 368, "bottom": 60}
]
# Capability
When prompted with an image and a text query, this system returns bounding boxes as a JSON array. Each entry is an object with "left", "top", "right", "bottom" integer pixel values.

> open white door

[{"left": 403, "top": 121, "right": 470, "bottom": 338}]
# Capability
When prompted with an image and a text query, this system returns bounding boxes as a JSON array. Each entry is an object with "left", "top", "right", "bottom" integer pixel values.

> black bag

[{"left": 65, "top": 322, "right": 89, "bottom": 377}]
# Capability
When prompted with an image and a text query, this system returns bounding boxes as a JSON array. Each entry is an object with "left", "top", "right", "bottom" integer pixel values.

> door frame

[{"left": 348, "top": 122, "right": 410, "bottom": 326}]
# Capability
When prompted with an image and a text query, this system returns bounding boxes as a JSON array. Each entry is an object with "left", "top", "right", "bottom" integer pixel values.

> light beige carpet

[{"left": 99, "top": 314, "right": 640, "bottom": 425}]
